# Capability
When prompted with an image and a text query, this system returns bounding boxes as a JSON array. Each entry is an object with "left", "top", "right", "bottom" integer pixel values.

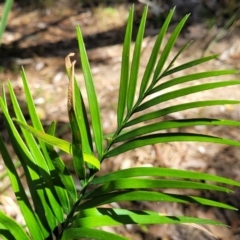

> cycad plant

[{"left": 1, "top": 6, "right": 240, "bottom": 240}]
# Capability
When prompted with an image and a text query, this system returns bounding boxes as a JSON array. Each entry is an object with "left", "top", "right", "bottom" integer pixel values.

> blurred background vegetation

[
  {"left": 1, "top": 1, "right": 239, "bottom": 35},
  {"left": 1, "top": 0, "right": 239, "bottom": 30}
]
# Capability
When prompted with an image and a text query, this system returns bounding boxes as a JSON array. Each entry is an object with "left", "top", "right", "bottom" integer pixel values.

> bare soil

[{"left": 1, "top": 1, "right": 240, "bottom": 239}]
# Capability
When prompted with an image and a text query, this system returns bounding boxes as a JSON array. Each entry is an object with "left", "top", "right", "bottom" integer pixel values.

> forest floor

[{"left": 1, "top": 1, "right": 240, "bottom": 239}]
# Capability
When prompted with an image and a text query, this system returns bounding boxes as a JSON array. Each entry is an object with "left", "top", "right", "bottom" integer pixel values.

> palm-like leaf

[
  {"left": 13, "top": 119, "right": 100, "bottom": 170},
  {"left": 150, "top": 14, "right": 189, "bottom": 87},
  {"left": 102, "top": 7, "right": 240, "bottom": 159},
  {"left": 77, "top": 190, "right": 236, "bottom": 211},
  {"left": 76, "top": 27, "right": 104, "bottom": 158},
  {"left": 0, "top": 92, "right": 55, "bottom": 238},
  {"left": 0, "top": 135, "right": 43, "bottom": 239},
  {"left": 61, "top": 228, "right": 128, "bottom": 240},
  {"left": 71, "top": 208, "right": 226, "bottom": 228},
  {"left": 126, "top": 6, "right": 148, "bottom": 112},
  {"left": 0, "top": 210, "right": 30, "bottom": 240},
  {"left": 117, "top": 6, "right": 134, "bottom": 127}
]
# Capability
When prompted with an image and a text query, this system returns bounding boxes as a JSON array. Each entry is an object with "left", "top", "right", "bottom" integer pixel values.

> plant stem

[{"left": 100, "top": 90, "right": 149, "bottom": 161}]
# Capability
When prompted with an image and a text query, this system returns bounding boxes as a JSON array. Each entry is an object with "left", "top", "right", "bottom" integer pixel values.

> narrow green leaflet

[
  {"left": 161, "top": 55, "right": 219, "bottom": 78},
  {"left": 20, "top": 70, "right": 70, "bottom": 215},
  {"left": 1, "top": 85, "right": 7, "bottom": 106},
  {"left": 0, "top": 228, "right": 14, "bottom": 240},
  {"left": 22, "top": 68, "right": 61, "bottom": 178},
  {"left": 105, "top": 133, "right": 240, "bottom": 158},
  {"left": 73, "top": 215, "right": 224, "bottom": 229},
  {"left": 136, "top": 81, "right": 240, "bottom": 112},
  {"left": 139, "top": 8, "right": 175, "bottom": 95},
  {"left": 73, "top": 207, "right": 225, "bottom": 225},
  {"left": 77, "top": 190, "right": 236, "bottom": 211},
  {"left": 72, "top": 144, "right": 86, "bottom": 180},
  {"left": 46, "top": 144, "right": 77, "bottom": 204},
  {"left": 84, "top": 178, "right": 231, "bottom": 200},
  {"left": 117, "top": 6, "right": 134, "bottom": 127},
  {"left": 71, "top": 208, "right": 225, "bottom": 228},
  {"left": 149, "top": 70, "right": 238, "bottom": 95},
  {"left": 91, "top": 167, "right": 240, "bottom": 187},
  {"left": 160, "top": 40, "right": 193, "bottom": 76},
  {"left": 0, "top": 0, "right": 13, "bottom": 45},
  {"left": 114, "top": 118, "right": 240, "bottom": 143},
  {"left": 13, "top": 119, "right": 100, "bottom": 170},
  {"left": 20, "top": 69, "right": 44, "bottom": 132},
  {"left": 61, "top": 228, "right": 128, "bottom": 240},
  {"left": 0, "top": 99, "right": 33, "bottom": 162},
  {"left": 8, "top": 82, "right": 64, "bottom": 223},
  {"left": 0, "top": 136, "right": 44, "bottom": 240},
  {"left": 14, "top": 119, "right": 71, "bottom": 152},
  {"left": 46, "top": 121, "right": 77, "bottom": 205},
  {"left": 46, "top": 120, "right": 56, "bottom": 136},
  {"left": 150, "top": 14, "right": 189, "bottom": 86},
  {"left": 0, "top": 211, "right": 30, "bottom": 240},
  {"left": 0, "top": 98, "right": 55, "bottom": 235},
  {"left": 83, "top": 153, "right": 100, "bottom": 170},
  {"left": 76, "top": 26, "right": 104, "bottom": 158},
  {"left": 126, "top": 6, "right": 147, "bottom": 112},
  {"left": 74, "top": 78, "right": 93, "bottom": 154},
  {"left": 125, "top": 100, "right": 240, "bottom": 127}
]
